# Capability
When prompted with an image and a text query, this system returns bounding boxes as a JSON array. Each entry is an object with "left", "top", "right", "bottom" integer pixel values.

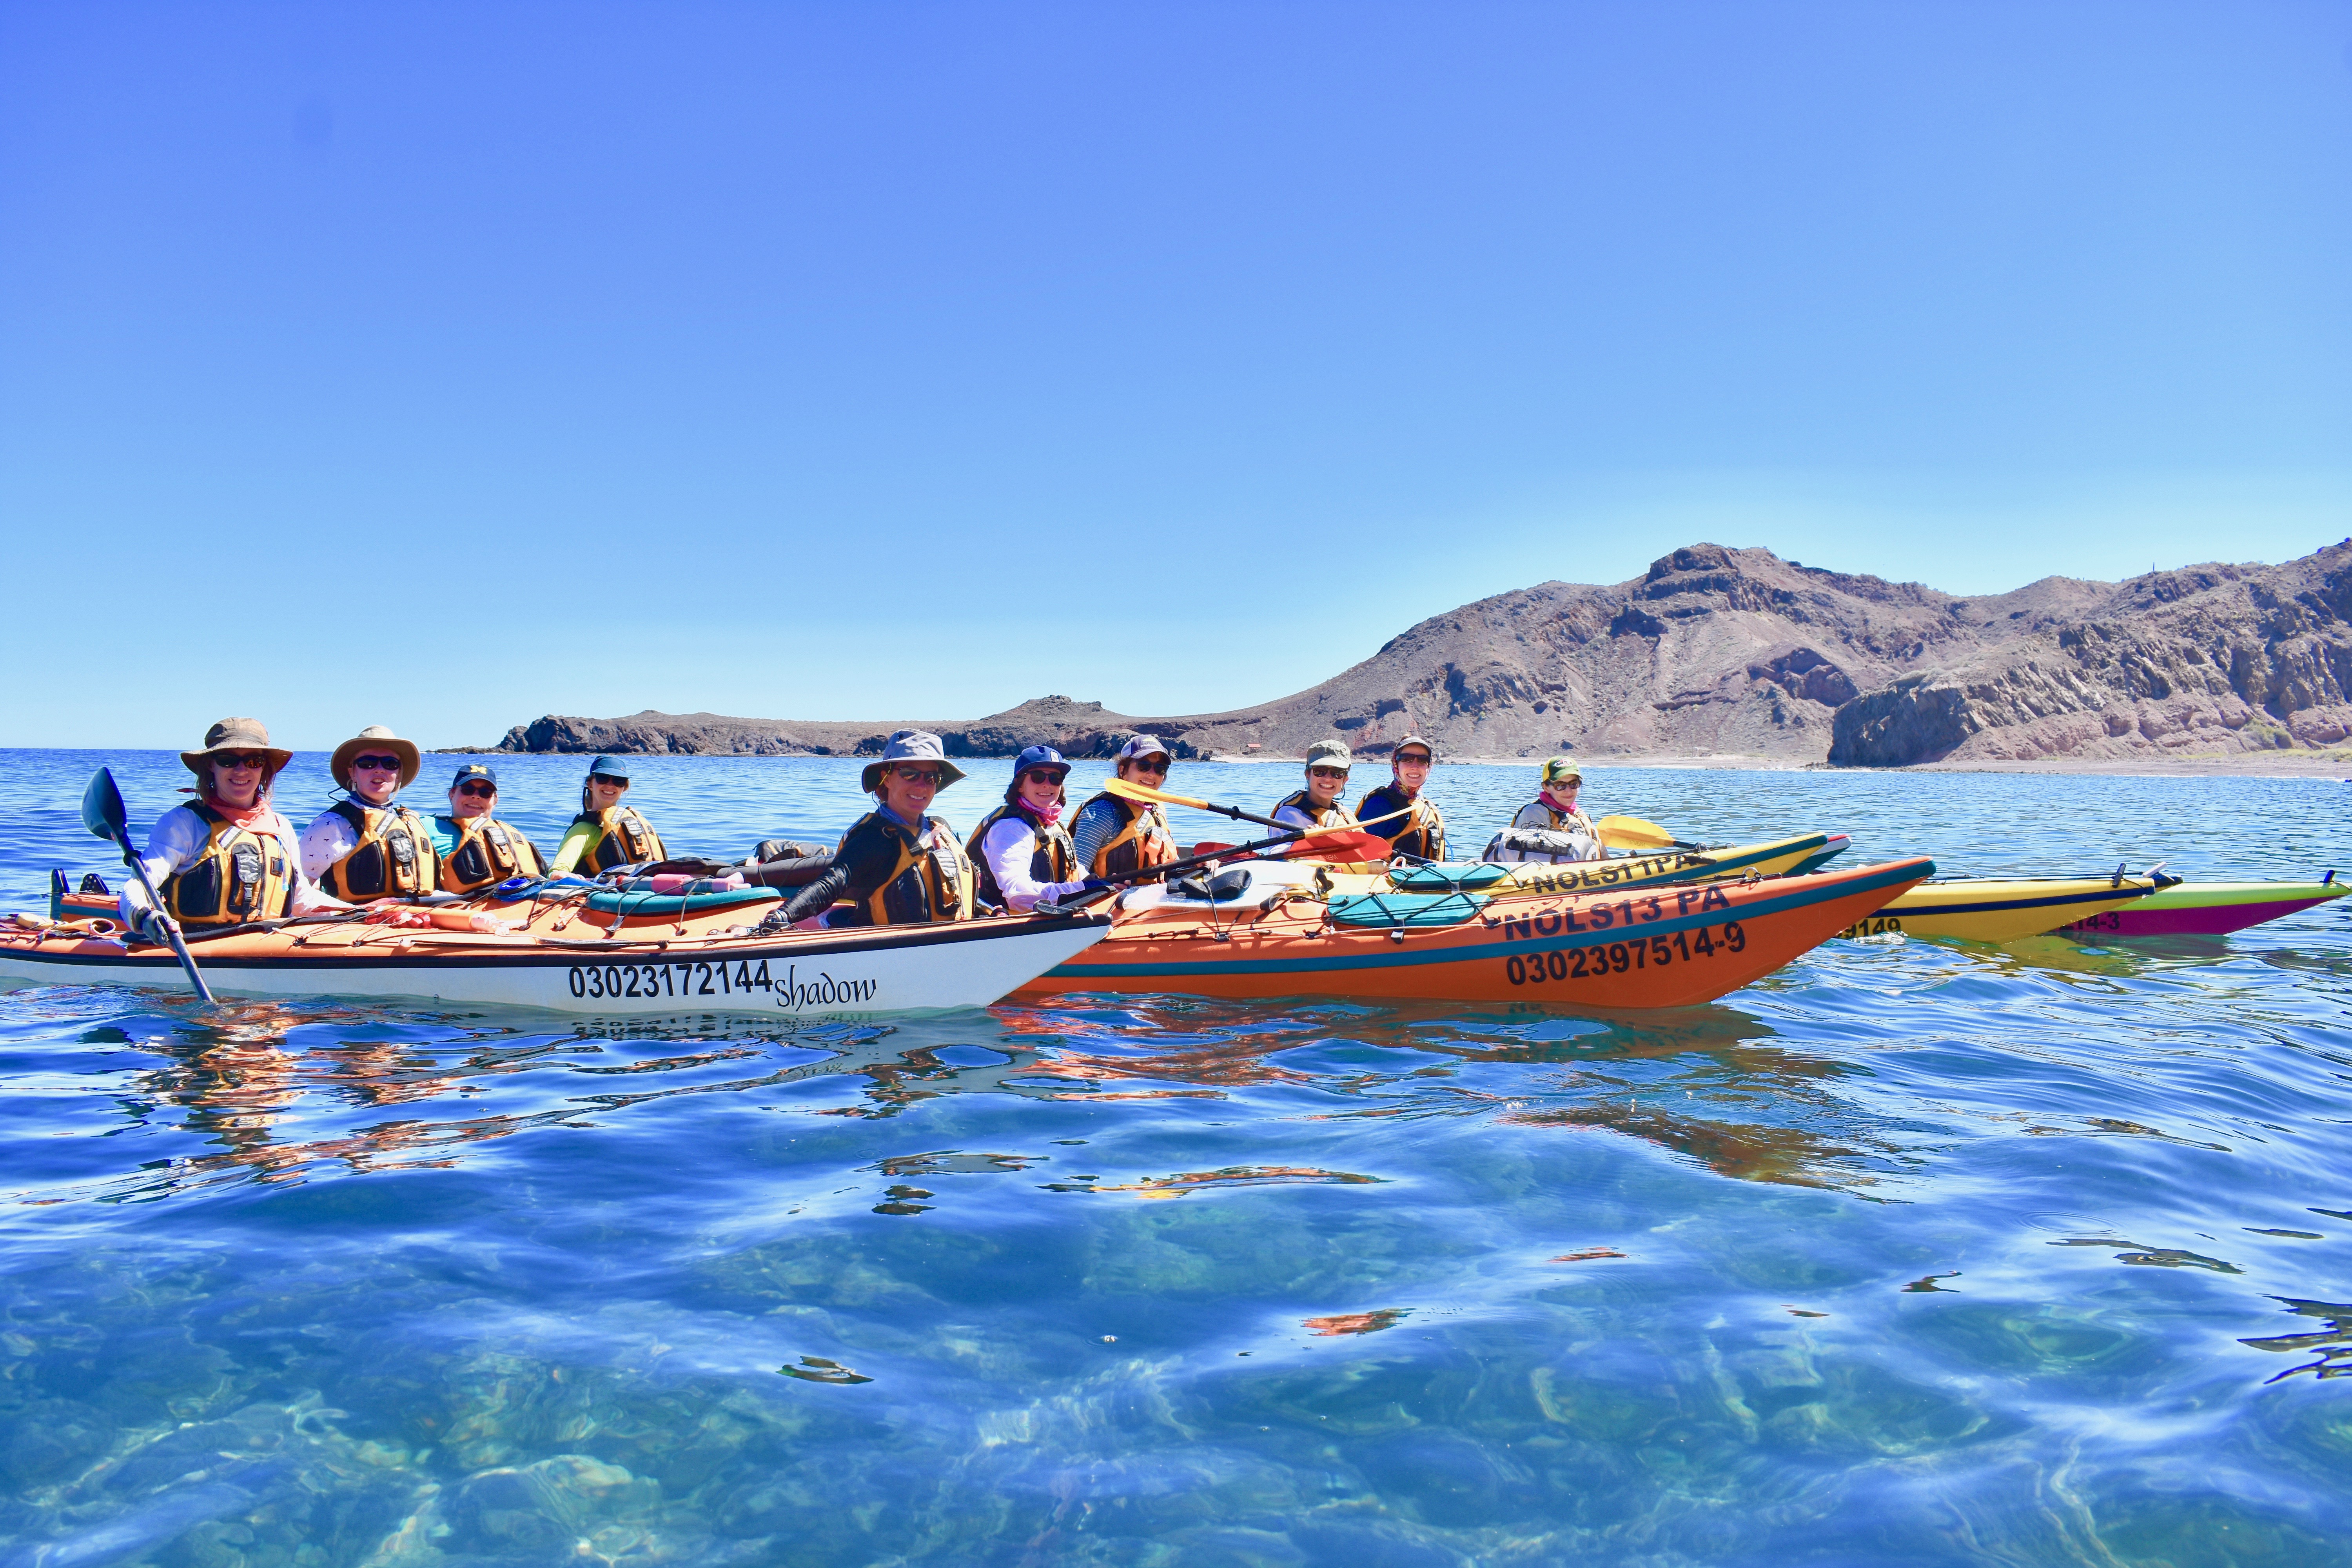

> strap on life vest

[
  {"left": 439, "top": 816, "right": 541, "bottom": 895},
  {"left": 965, "top": 802, "right": 1077, "bottom": 908},
  {"left": 319, "top": 799, "right": 438, "bottom": 903},
  {"left": 1357, "top": 785, "right": 1446, "bottom": 862},
  {"left": 163, "top": 803, "right": 295, "bottom": 927},
  {"left": 1076, "top": 792, "right": 1177, "bottom": 878},
  {"left": 573, "top": 805, "right": 664, "bottom": 874},
  {"left": 1272, "top": 789, "right": 1360, "bottom": 831},
  {"left": 845, "top": 811, "right": 975, "bottom": 926}
]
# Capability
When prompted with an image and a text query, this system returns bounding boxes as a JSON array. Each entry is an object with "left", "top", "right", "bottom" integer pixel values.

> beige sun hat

[
  {"left": 1304, "top": 738, "right": 1354, "bottom": 771},
  {"left": 329, "top": 725, "right": 423, "bottom": 790},
  {"left": 860, "top": 730, "right": 968, "bottom": 793},
  {"left": 180, "top": 717, "right": 292, "bottom": 776}
]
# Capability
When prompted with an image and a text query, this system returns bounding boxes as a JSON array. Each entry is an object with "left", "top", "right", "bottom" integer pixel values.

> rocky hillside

[{"left": 481, "top": 540, "right": 2352, "bottom": 767}]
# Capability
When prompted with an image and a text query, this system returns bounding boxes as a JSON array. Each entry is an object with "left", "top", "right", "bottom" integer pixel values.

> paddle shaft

[
  {"left": 109, "top": 829, "right": 217, "bottom": 1003},
  {"left": 1044, "top": 822, "right": 1381, "bottom": 911}
]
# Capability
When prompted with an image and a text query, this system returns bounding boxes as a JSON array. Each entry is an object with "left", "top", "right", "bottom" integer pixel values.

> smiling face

[
  {"left": 586, "top": 775, "right": 629, "bottom": 812},
  {"left": 1391, "top": 748, "right": 1431, "bottom": 796},
  {"left": 207, "top": 752, "right": 268, "bottom": 809},
  {"left": 880, "top": 764, "right": 943, "bottom": 820},
  {"left": 1017, "top": 768, "right": 1066, "bottom": 814},
  {"left": 1306, "top": 764, "right": 1349, "bottom": 807},
  {"left": 1543, "top": 779, "right": 1581, "bottom": 811},
  {"left": 449, "top": 779, "right": 497, "bottom": 820}
]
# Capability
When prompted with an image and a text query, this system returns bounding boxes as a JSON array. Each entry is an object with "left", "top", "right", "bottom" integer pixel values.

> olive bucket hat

[
  {"left": 328, "top": 725, "right": 423, "bottom": 790},
  {"left": 1304, "top": 738, "right": 1354, "bottom": 772},
  {"left": 180, "top": 717, "right": 292, "bottom": 776},
  {"left": 860, "top": 730, "right": 968, "bottom": 793}
]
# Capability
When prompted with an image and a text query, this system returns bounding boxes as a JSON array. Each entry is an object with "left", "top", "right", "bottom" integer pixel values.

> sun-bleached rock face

[{"left": 477, "top": 539, "right": 2352, "bottom": 766}]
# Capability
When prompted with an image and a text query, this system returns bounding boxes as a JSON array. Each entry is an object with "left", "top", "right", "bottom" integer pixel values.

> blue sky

[{"left": 4, "top": 2, "right": 2348, "bottom": 750}]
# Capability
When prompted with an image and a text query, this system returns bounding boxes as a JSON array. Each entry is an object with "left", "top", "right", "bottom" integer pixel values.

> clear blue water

[{"left": 2, "top": 748, "right": 2348, "bottom": 1566}]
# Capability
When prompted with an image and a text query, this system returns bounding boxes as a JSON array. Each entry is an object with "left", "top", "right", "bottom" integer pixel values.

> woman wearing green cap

[
  {"left": 548, "top": 757, "right": 666, "bottom": 877},
  {"left": 429, "top": 763, "right": 548, "bottom": 895},
  {"left": 1269, "top": 739, "right": 1362, "bottom": 833},
  {"left": 776, "top": 730, "right": 977, "bottom": 927},
  {"left": 1509, "top": 758, "right": 1601, "bottom": 849}
]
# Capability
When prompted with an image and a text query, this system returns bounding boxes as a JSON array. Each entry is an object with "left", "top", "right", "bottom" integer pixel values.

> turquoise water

[{"left": 2, "top": 749, "right": 2348, "bottom": 1566}]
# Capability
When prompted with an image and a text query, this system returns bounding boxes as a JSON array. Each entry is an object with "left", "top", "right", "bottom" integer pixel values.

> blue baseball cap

[
  {"left": 586, "top": 756, "right": 631, "bottom": 781},
  {"left": 450, "top": 762, "right": 499, "bottom": 788},
  {"left": 1012, "top": 745, "right": 1070, "bottom": 777}
]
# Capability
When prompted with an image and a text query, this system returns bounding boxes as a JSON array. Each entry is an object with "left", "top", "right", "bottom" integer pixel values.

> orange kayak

[{"left": 1015, "top": 855, "right": 1934, "bottom": 1008}]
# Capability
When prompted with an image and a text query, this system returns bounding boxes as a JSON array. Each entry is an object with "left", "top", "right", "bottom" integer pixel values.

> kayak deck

[
  {"left": 1837, "top": 874, "right": 2174, "bottom": 943},
  {"left": 2054, "top": 879, "right": 2347, "bottom": 939}
]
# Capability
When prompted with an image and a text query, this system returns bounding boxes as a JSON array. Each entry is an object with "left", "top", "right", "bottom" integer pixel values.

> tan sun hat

[
  {"left": 180, "top": 717, "right": 292, "bottom": 776},
  {"left": 860, "top": 730, "right": 968, "bottom": 793},
  {"left": 1304, "top": 738, "right": 1354, "bottom": 771},
  {"left": 329, "top": 725, "right": 422, "bottom": 790}
]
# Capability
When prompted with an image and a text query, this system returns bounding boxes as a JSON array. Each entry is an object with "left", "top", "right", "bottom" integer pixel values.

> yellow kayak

[
  {"left": 1839, "top": 872, "right": 2178, "bottom": 942},
  {"left": 1319, "top": 833, "right": 1851, "bottom": 902}
]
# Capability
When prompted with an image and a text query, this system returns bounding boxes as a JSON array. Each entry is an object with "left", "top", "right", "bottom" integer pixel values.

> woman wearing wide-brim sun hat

[
  {"left": 299, "top": 724, "right": 442, "bottom": 902},
  {"left": 116, "top": 718, "right": 347, "bottom": 942},
  {"left": 773, "top": 730, "right": 978, "bottom": 928}
]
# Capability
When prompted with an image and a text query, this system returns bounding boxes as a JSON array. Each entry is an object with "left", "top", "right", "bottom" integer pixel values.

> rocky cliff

[{"left": 482, "top": 539, "right": 2352, "bottom": 767}]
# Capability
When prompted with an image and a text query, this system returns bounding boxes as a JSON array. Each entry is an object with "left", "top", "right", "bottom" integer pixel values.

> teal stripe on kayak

[{"left": 1045, "top": 858, "right": 1933, "bottom": 980}]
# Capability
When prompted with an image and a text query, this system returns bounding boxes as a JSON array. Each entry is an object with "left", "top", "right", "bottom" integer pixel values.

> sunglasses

[
  {"left": 455, "top": 781, "right": 497, "bottom": 798},
  {"left": 894, "top": 767, "right": 944, "bottom": 784},
  {"left": 1021, "top": 770, "right": 1067, "bottom": 785},
  {"left": 589, "top": 775, "right": 628, "bottom": 788},
  {"left": 351, "top": 755, "right": 403, "bottom": 772},
  {"left": 1309, "top": 766, "right": 1350, "bottom": 780},
  {"left": 214, "top": 753, "right": 270, "bottom": 770},
  {"left": 1394, "top": 753, "right": 1432, "bottom": 766},
  {"left": 1128, "top": 759, "right": 1169, "bottom": 775}
]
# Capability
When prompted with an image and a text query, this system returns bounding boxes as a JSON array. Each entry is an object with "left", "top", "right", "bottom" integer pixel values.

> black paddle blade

[{"left": 81, "top": 767, "right": 129, "bottom": 842}]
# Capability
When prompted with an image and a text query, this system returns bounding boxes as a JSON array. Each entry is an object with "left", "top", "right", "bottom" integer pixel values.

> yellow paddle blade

[
  {"left": 1102, "top": 776, "right": 1215, "bottom": 811},
  {"left": 1595, "top": 814, "right": 1678, "bottom": 850}
]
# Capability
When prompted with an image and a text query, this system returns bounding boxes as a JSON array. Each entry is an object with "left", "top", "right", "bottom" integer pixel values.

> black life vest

[
  {"left": 163, "top": 804, "right": 296, "bottom": 927},
  {"left": 965, "top": 802, "right": 1078, "bottom": 908},
  {"left": 318, "top": 799, "right": 437, "bottom": 903},
  {"left": 836, "top": 811, "right": 975, "bottom": 926},
  {"left": 1356, "top": 783, "right": 1446, "bottom": 862},
  {"left": 570, "top": 805, "right": 664, "bottom": 875},
  {"left": 1073, "top": 792, "right": 1176, "bottom": 878},
  {"left": 436, "top": 815, "right": 543, "bottom": 895}
]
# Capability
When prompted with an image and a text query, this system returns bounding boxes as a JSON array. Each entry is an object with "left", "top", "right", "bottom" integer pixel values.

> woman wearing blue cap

[
  {"left": 429, "top": 763, "right": 547, "bottom": 895},
  {"left": 548, "top": 756, "right": 666, "bottom": 877},
  {"left": 965, "top": 746, "right": 1090, "bottom": 913}
]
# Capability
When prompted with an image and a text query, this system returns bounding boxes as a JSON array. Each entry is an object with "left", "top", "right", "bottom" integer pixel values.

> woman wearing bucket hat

[
  {"left": 1270, "top": 739, "right": 1363, "bottom": 833},
  {"left": 1354, "top": 735, "right": 1447, "bottom": 862},
  {"left": 965, "top": 745, "right": 1091, "bottom": 913},
  {"left": 1068, "top": 735, "right": 1181, "bottom": 879},
  {"left": 775, "top": 731, "right": 977, "bottom": 927},
  {"left": 117, "top": 718, "right": 348, "bottom": 941},
  {"left": 300, "top": 725, "right": 442, "bottom": 902},
  {"left": 548, "top": 756, "right": 666, "bottom": 878},
  {"left": 428, "top": 763, "right": 548, "bottom": 896}
]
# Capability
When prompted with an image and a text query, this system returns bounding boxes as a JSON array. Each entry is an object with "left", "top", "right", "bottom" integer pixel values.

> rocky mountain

[{"left": 482, "top": 540, "right": 2352, "bottom": 767}]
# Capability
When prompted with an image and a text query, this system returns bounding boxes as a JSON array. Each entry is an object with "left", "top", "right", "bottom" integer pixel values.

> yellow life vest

[
  {"left": 318, "top": 800, "right": 438, "bottom": 903},
  {"left": 437, "top": 815, "right": 543, "bottom": 896},
  {"left": 163, "top": 804, "right": 296, "bottom": 927},
  {"left": 965, "top": 802, "right": 1077, "bottom": 909},
  {"left": 571, "top": 805, "right": 664, "bottom": 875},
  {"left": 1356, "top": 784, "right": 1446, "bottom": 862},
  {"left": 1074, "top": 792, "right": 1177, "bottom": 878},
  {"left": 1272, "top": 789, "right": 1359, "bottom": 831},
  {"left": 840, "top": 811, "right": 974, "bottom": 926}
]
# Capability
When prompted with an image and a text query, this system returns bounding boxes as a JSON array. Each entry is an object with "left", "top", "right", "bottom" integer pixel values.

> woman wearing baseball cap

[
  {"left": 776, "top": 731, "right": 978, "bottom": 927},
  {"left": 965, "top": 746, "right": 1092, "bottom": 913},
  {"left": 428, "top": 763, "right": 548, "bottom": 895},
  {"left": 1269, "top": 739, "right": 1362, "bottom": 832},
  {"left": 548, "top": 756, "right": 666, "bottom": 877},
  {"left": 117, "top": 718, "right": 348, "bottom": 943},
  {"left": 1068, "top": 735, "right": 1180, "bottom": 879},
  {"left": 1510, "top": 757, "right": 1601, "bottom": 850},
  {"left": 1355, "top": 735, "right": 1446, "bottom": 862}
]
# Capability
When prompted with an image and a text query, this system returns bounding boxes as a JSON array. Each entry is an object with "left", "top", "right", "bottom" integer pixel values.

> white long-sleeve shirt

[
  {"left": 296, "top": 795, "right": 427, "bottom": 882},
  {"left": 119, "top": 804, "right": 346, "bottom": 926},
  {"left": 976, "top": 816, "right": 1088, "bottom": 913}
]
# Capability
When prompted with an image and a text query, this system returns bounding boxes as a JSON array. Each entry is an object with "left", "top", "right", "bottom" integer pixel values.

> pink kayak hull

[{"left": 2056, "top": 884, "right": 2346, "bottom": 939}]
